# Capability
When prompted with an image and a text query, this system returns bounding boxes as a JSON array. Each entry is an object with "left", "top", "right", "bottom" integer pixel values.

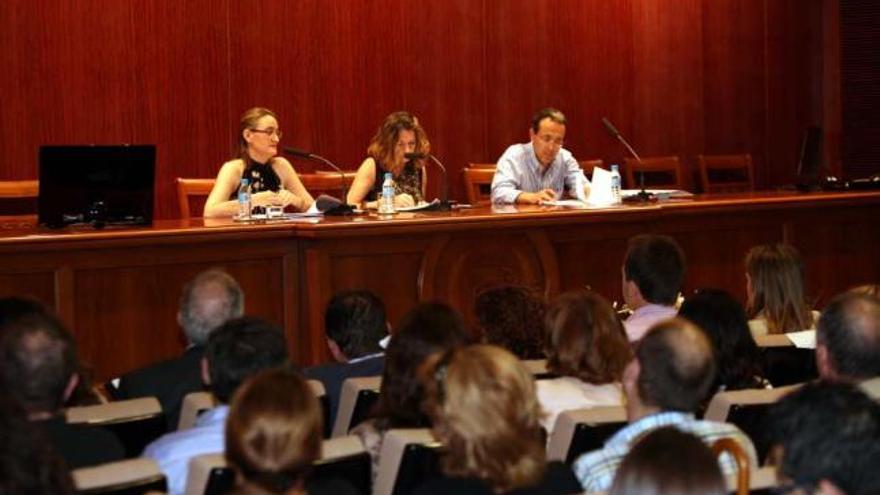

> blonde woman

[
  {"left": 745, "top": 244, "right": 818, "bottom": 337},
  {"left": 204, "top": 107, "right": 314, "bottom": 218},
  {"left": 346, "top": 111, "right": 429, "bottom": 209},
  {"left": 414, "top": 345, "right": 581, "bottom": 495}
]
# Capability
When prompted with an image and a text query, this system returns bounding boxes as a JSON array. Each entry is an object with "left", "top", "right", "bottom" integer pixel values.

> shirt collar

[{"left": 348, "top": 352, "right": 383, "bottom": 364}]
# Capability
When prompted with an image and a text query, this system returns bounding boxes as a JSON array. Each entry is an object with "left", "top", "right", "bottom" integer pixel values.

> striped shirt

[
  {"left": 572, "top": 411, "right": 758, "bottom": 493},
  {"left": 491, "top": 142, "right": 589, "bottom": 204}
]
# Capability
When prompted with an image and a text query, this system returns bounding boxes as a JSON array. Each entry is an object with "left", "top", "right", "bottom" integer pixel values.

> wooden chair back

[
  {"left": 175, "top": 178, "right": 214, "bottom": 220},
  {"left": 0, "top": 180, "right": 39, "bottom": 217},
  {"left": 333, "top": 376, "right": 381, "bottom": 437},
  {"left": 698, "top": 154, "right": 755, "bottom": 192},
  {"left": 299, "top": 171, "right": 357, "bottom": 201},
  {"left": 712, "top": 438, "right": 751, "bottom": 495},
  {"left": 623, "top": 156, "right": 684, "bottom": 190},
  {"left": 462, "top": 165, "right": 496, "bottom": 205}
]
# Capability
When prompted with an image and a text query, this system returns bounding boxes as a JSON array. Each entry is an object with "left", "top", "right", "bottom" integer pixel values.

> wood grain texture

[
  {"left": 1, "top": 191, "right": 878, "bottom": 379},
  {"left": 0, "top": 1, "right": 839, "bottom": 217}
]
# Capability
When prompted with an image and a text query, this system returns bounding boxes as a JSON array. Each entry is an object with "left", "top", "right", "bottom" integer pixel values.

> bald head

[
  {"left": 179, "top": 270, "right": 244, "bottom": 346},
  {"left": 635, "top": 318, "right": 716, "bottom": 412},
  {"left": 817, "top": 293, "right": 880, "bottom": 381}
]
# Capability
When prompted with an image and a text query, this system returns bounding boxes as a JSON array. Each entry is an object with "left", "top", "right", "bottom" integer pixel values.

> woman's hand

[{"left": 394, "top": 193, "right": 415, "bottom": 208}]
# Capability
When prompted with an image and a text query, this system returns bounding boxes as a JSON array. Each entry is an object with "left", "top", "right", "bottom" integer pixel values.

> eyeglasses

[{"left": 251, "top": 127, "right": 282, "bottom": 139}]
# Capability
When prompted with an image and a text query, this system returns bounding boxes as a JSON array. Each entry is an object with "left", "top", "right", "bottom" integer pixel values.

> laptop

[{"left": 38, "top": 145, "right": 156, "bottom": 228}]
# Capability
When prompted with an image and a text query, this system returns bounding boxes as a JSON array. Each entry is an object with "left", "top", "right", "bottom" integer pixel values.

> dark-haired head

[
  {"left": 205, "top": 316, "right": 289, "bottom": 403},
  {"left": 610, "top": 427, "right": 725, "bottom": 495},
  {"left": 623, "top": 234, "right": 686, "bottom": 306},
  {"left": 678, "top": 289, "right": 766, "bottom": 391},
  {"left": 373, "top": 302, "right": 469, "bottom": 429},
  {"left": 767, "top": 382, "right": 880, "bottom": 495},
  {"left": 475, "top": 285, "right": 546, "bottom": 360},
  {"left": 324, "top": 290, "right": 387, "bottom": 360}
]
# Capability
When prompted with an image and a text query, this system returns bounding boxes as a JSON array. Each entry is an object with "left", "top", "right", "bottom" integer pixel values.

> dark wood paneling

[{"left": 0, "top": 1, "right": 836, "bottom": 218}]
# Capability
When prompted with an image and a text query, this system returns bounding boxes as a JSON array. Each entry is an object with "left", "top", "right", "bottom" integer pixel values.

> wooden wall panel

[{"left": 0, "top": 1, "right": 836, "bottom": 218}]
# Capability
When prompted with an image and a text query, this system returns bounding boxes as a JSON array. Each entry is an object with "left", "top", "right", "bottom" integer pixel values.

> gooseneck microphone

[
  {"left": 282, "top": 146, "right": 354, "bottom": 215},
  {"left": 404, "top": 152, "right": 452, "bottom": 211},
  {"left": 600, "top": 117, "right": 651, "bottom": 202}
]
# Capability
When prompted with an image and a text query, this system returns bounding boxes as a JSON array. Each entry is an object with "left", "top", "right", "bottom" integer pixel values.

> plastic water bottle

[
  {"left": 379, "top": 172, "right": 396, "bottom": 214},
  {"left": 610, "top": 164, "right": 622, "bottom": 205},
  {"left": 237, "top": 178, "right": 251, "bottom": 219}
]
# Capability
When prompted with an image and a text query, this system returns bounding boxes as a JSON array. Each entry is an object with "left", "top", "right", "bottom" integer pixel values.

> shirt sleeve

[
  {"left": 491, "top": 148, "right": 524, "bottom": 204},
  {"left": 563, "top": 153, "right": 589, "bottom": 202}
]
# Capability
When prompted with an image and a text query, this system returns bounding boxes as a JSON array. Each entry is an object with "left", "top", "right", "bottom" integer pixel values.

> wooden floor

[{"left": 2, "top": 190, "right": 879, "bottom": 380}]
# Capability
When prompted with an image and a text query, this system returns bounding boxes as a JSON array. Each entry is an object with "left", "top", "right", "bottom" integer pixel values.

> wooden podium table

[{"left": 1, "top": 190, "right": 878, "bottom": 380}]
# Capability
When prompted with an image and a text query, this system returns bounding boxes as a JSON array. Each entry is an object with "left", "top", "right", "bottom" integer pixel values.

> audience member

[
  {"left": 117, "top": 269, "right": 244, "bottom": 429},
  {"left": 351, "top": 302, "right": 469, "bottom": 481},
  {"left": 304, "top": 290, "right": 388, "bottom": 426},
  {"left": 225, "top": 367, "right": 358, "bottom": 495},
  {"left": 0, "top": 393, "right": 75, "bottom": 495},
  {"left": 621, "top": 234, "right": 686, "bottom": 342},
  {"left": 745, "top": 243, "right": 817, "bottom": 336},
  {"left": 143, "top": 316, "right": 288, "bottom": 495},
  {"left": 815, "top": 292, "right": 880, "bottom": 399},
  {"left": 848, "top": 283, "right": 880, "bottom": 298},
  {"left": 538, "top": 290, "right": 630, "bottom": 431},
  {"left": 766, "top": 382, "right": 880, "bottom": 495},
  {"left": 678, "top": 288, "right": 770, "bottom": 393},
  {"left": 474, "top": 285, "right": 546, "bottom": 360},
  {"left": 414, "top": 345, "right": 582, "bottom": 495},
  {"left": 0, "top": 309, "right": 124, "bottom": 469},
  {"left": 572, "top": 318, "right": 757, "bottom": 492},
  {"left": 609, "top": 427, "right": 726, "bottom": 495}
]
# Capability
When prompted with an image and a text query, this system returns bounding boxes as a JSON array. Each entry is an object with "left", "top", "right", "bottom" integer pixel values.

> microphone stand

[
  {"left": 283, "top": 147, "right": 354, "bottom": 216},
  {"left": 406, "top": 152, "right": 452, "bottom": 211},
  {"left": 602, "top": 118, "right": 652, "bottom": 203}
]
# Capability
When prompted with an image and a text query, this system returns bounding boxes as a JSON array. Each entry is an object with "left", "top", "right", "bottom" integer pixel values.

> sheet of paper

[
  {"left": 785, "top": 330, "right": 816, "bottom": 349},
  {"left": 541, "top": 199, "right": 588, "bottom": 208},
  {"left": 588, "top": 166, "right": 614, "bottom": 206}
]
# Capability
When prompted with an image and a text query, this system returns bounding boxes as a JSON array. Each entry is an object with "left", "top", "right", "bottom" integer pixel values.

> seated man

[
  {"left": 767, "top": 382, "right": 880, "bottom": 495},
  {"left": 491, "top": 107, "right": 590, "bottom": 204},
  {"left": 573, "top": 318, "right": 757, "bottom": 493},
  {"left": 815, "top": 291, "right": 880, "bottom": 399},
  {"left": 0, "top": 306, "right": 124, "bottom": 469},
  {"left": 143, "top": 316, "right": 288, "bottom": 495},
  {"left": 304, "top": 290, "right": 388, "bottom": 426},
  {"left": 116, "top": 269, "right": 244, "bottom": 429},
  {"left": 621, "top": 234, "right": 686, "bottom": 342}
]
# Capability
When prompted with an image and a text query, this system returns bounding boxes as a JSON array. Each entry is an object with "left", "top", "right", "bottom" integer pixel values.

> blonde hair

[
  {"left": 225, "top": 367, "right": 322, "bottom": 494},
  {"left": 420, "top": 345, "right": 545, "bottom": 492},
  {"left": 237, "top": 107, "right": 278, "bottom": 167},
  {"left": 366, "top": 111, "right": 430, "bottom": 175},
  {"left": 745, "top": 244, "right": 814, "bottom": 334}
]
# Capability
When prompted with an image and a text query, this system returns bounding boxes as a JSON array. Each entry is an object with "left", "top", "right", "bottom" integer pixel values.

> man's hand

[{"left": 516, "top": 189, "right": 557, "bottom": 204}]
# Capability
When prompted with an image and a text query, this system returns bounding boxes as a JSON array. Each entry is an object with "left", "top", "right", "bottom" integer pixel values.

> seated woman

[
  {"left": 414, "top": 345, "right": 582, "bottom": 495},
  {"left": 678, "top": 289, "right": 771, "bottom": 393},
  {"left": 204, "top": 107, "right": 314, "bottom": 218},
  {"left": 537, "top": 290, "right": 631, "bottom": 432},
  {"left": 350, "top": 302, "right": 469, "bottom": 481},
  {"left": 744, "top": 243, "right": 819, "bottom": 337},
  {"left": 225, "top": 367, "right": 357, "bottom": 495},
  {"left": 346, "top": 111, "right": 429, "bottom": 209},
  {"left": 609, "top": 427, "right": 725, "bottom": 495},
  {"left": 474, "top": 285, "right": 546, "bottom": 360}
]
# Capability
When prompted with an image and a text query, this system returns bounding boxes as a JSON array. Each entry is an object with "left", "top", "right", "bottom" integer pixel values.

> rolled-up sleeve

[{"left": 491, "top": 147, "right": 524, "bottom": 204}]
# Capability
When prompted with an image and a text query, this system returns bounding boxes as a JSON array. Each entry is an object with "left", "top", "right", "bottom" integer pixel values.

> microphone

[
  {"left": 405, "top": 152, "right": 452, "bottom": 211},
  {"left": 282, "top": 146, "right": 354, "bottom": 215},
  {"left": 600, "top": 117, "right": 652, "bottom": 203}
]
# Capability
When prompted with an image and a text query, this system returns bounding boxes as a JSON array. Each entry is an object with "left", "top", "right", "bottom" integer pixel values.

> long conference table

[{"left": 1, "top": 190, "right": 879, "bottom": 381}]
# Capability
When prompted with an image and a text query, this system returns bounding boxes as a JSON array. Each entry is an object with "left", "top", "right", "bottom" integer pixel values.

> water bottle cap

[
  {"left": 385, "top": 172, "right": 393, "bottom": 180},
  {"left": 611, "top": 164, "right": 619, "bottom": 172},
  {"left": 241, "top": 178, "right": 249, "bottom": 185}
]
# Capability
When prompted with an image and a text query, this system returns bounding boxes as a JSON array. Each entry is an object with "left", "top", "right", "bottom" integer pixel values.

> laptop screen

[{"left": 38, "top": 145, "right": 156, "bottom": 227}]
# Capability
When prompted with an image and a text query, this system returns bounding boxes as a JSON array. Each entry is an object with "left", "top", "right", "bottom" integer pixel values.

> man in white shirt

[
  {"left": 621, "top": 234, "right": 686, "bottom": 342},
  {"left": 491, "top": 107, "right": 590, "bottom": 204},
  {"left": 143, "top": 316, "right": 288, "bottom": 495}
]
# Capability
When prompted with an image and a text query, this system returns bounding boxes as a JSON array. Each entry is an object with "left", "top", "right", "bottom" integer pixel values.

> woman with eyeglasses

[
  {"left": 346, "top": 111, "right": 430, "bottom": 209},
  {"left": 414, "top": 345, "right": 582, "bottom": 495},
  {"left": 204, "top": 107, "right": 314, "bottom": 218}
]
